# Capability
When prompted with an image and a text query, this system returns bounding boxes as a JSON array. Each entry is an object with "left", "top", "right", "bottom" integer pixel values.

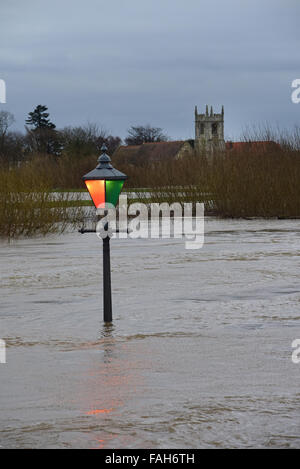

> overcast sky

[{"left": 1, "top": 0, "right": 299, "bottom": 140}]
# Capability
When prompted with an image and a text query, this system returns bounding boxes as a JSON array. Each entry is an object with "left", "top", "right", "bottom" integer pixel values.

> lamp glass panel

[
  {"left": 85, "top": 180, "right": 105, "bottom": 208},
  {"left": 105, "top": 180, "right": 124, "bottom": 207}
]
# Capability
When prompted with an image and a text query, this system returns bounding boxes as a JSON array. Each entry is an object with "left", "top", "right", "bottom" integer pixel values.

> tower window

[
  {"left": 200, "top": 124, "right": 204, "bottom": 135},
  {"left": 212, "top": 123, "right": 218, "bottom": 136}
]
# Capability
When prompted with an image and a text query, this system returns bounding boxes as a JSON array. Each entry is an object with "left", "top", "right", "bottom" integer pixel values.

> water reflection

[
  {"left": 99, "top": 323, "right": 116, "bottom": 364},
  {"left": 84, "top": 323, "right": 145, "bottom": 448}
]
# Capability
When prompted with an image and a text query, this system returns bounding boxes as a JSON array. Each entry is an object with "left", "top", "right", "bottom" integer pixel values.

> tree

[
  {"left": 26, "top": 105, "right": 55, "bottom": 129},
  {"left": 24, "top": 127, "right": 62, "bottom": 156},
  {"left": 105, "top": 135, "right": 122, "bottom": 155},
  {"left": 0, "top": 111, "right": 15, "bottom": 140},
  {"left": 0, "top": 111, "right": 25, "bottom": 168},
  {"left": 0, "top": 131, "right": 25, "bottom": 167},
  {"left": 60, "top": 124, "right": 122, "bottom": 158},
  {"left": 25, "top": 105, "right": 60, "bottom": 155},
  {"left": 125, "top": 125, "right": 168, "bottom": 145},
  {"left": 0, "top": 111, "right": 17, "bottom": 164}
]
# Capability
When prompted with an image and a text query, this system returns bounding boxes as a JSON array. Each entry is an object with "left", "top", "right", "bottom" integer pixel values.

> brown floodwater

[{"left": 0, "top": 218, "right": 300, "bottom": 448}]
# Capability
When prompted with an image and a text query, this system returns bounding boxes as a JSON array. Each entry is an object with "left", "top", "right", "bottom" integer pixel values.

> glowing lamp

[{"left": 83, "top": 144, "right": 127, "bottom": 209}]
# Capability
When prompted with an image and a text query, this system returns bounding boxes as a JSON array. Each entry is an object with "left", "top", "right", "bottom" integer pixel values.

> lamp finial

[{"left": 97, "top": 143, "right": 112, "bottom": 167}]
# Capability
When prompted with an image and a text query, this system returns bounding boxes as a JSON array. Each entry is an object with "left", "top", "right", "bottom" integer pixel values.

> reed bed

[
  {"left": 119, "top": 147, "right": 300, "bottom": 218},
  {"left": 0, "top": 161, "right": 84, "bottom": 239},
  {"left": 1, "top": 128, "right": 300, "bottom": 240},
  {"left": 208, "top": 149, "right": 300, "bottom": 217}
]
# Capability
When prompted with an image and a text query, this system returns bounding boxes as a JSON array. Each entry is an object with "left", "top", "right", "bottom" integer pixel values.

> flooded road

[{"left": 0, "top": 218, "right": 300, "bottom": 448}]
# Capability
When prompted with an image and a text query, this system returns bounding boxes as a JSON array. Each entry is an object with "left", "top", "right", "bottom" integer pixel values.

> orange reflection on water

[
  {"left": 87, "top": 408, "right": 113, "bottom": 415},
  {"left": 83, "top": 327, "right": 147, "bottom": 449}
]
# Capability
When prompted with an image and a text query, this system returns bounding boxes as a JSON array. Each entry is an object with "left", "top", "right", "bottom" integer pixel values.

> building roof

[
  {"left": 225, "top": 141, "right": 280, "bottom": 152},
  {"left": 112, "top": 141, "right": 191, "bottom": 165},
  {"left": 112, "top": 140, "right": 281, "bottom": 167}
]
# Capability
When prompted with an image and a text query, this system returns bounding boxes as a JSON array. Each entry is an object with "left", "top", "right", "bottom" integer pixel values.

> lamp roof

[{"left": 83, "top": 144, "right": 127, "bottom": 181}]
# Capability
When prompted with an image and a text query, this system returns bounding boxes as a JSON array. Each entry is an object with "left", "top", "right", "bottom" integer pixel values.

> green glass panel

[{"left": 105, "top": 180, "right": 124, "bottom": 207}]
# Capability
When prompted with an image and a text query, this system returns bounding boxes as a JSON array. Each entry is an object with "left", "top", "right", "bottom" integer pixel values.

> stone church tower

[{"left": 195, "top": 105, "right": 225, "bottom": 153}]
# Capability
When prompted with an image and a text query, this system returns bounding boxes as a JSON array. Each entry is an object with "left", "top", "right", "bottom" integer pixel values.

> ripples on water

[{"left": 0, "top": 218, "right": 300, "bottom": 448}]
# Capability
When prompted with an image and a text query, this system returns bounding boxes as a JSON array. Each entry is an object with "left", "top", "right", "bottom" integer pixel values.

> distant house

[
  {"left": 112, "top": 140, "right": 194, "bottom": 166},
  {"left": 112, "top": 107, "right": 280, "bottom": 166}
]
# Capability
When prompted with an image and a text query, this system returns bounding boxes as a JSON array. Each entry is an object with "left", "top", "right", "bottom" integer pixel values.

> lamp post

[{"left": 82, "top": 144, "right": 127, "bottom": 323}]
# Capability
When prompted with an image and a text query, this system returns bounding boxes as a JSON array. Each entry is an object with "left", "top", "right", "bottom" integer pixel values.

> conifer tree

[
  {"left": 25, "top": 105, "right": 61, "bottom": 155},
  {"left": 26, "top": 105, "right": 56, "bottom": 130}
]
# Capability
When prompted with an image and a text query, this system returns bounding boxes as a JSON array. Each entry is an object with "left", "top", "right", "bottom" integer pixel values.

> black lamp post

[{"left": 82, "top": 144, "right": 127, "bottom": 323}]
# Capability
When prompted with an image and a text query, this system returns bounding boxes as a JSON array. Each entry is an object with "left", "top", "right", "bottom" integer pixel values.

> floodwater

[{"left": 0, "top": 218, "right": 300, "bottom": 449}]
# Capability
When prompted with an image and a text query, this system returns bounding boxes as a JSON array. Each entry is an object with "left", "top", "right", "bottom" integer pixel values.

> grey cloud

[{"left": 0, "top": 0, "right": 299, "bottom": 140}]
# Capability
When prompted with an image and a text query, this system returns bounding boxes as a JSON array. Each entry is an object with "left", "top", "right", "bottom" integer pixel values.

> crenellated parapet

[{"left": 195, "top": 105, "right": 225, "bottom": 154}]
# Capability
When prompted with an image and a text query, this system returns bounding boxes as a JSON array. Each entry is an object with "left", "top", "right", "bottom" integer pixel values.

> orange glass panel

[{"left": 85, "top": 180, "right": 105, "bottom": 208}]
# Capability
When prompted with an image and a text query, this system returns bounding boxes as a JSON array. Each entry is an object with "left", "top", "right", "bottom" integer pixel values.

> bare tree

[
  {"left": 0, "top": 111, "right": 16, "bottom": 165},
  {"left": 125, "top": 125, "right": 168, "bottom": 145},
  {"left": 0, "top": 111, "right": 15, "bottom": 140},
  {"left": 60, "top": 123, "right": 122, "bottom": 157}
]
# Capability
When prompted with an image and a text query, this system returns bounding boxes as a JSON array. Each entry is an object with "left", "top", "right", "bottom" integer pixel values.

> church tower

[{"left": 195, "top": 105, "right": 225, "bottom": 154}]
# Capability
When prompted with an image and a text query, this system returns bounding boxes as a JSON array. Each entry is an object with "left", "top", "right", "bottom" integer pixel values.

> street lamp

[{"left": 82, "top": 144, "right": 127, "bottom": 323}]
